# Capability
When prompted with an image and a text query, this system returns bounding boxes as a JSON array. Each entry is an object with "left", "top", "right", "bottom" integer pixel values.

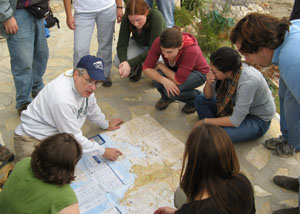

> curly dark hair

[
  {"left": 31, "top": 133, "right": 82, "bottom": 186},
  {"left": 230, "top": 13, "right": 290, "bottom": 53}
]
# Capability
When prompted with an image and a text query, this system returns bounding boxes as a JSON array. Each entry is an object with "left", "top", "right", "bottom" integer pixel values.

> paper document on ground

[{"left": 72, "top": 114, "right": 184, "bottom": 213}]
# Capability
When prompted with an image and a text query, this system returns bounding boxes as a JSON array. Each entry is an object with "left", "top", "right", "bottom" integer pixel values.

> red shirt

[{"left": 143, "top": 32, "right": 209, "bottom": 84}]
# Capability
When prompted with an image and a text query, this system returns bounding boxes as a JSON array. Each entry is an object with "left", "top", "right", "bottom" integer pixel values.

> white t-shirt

[
  {"left": 15, "top": 70, "right": 109, "bottom": 156},
  {"left": 74, "top": 0, "right": 115, "bottom": 13}
]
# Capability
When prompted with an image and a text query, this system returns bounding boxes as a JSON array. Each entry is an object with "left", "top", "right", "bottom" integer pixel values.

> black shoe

[
  {"left": 17, "top": 102, "right": 30, "bottom": 116},
  {"left": 155, "top": 98, "right": 174, "bottom": 110},
  {"left": 273, "top": 207, "right": 299, "bottom": 214},
  {"left": 181, "top": 104, "right": 196, "bottom": 114},
  {"left": 102, "top": 77, "right": 112, "bottom": 87},
  {"left": 129, "top": 64, "right": 142, "bottom": 82},
  {"left": 265, "top": 135, "right": 286, "bottom": 150},
  {"left": 273, "top": 176, "right": 299, "bottom": 192}
]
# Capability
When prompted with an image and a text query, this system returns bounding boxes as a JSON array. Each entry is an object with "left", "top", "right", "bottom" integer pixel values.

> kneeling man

[{"left": 14, "top": 55, "right": 123, "bottom": 161}]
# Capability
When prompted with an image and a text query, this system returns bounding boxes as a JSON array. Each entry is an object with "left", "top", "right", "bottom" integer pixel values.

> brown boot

[
  {"left": 181, "top": 104, "right": 196, "bottom": 114},
  {"left": 155, "top": 98, "right": 174, "bottom": 110}
]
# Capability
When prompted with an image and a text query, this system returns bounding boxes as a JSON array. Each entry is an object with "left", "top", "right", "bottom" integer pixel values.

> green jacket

[{"left": 116, "top": 9, "right": 165, "bottom": 69}]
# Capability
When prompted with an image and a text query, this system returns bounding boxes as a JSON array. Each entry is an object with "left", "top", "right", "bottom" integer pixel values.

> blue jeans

[
  {"left": 279, "top": 78, "right": 300, "bottom": 151},
  {"left": 74, "top": 5, "right": 116, "bottom": 78},
  {"left": 153, "top": 70, "right": 206, "bottom": 105},
  {"left": 7, "top": 9, "right": 49, "bottom": 109},
  {"left": 145, "top": 0, "right": 175, "bottom": 28},
  {"left": 195, "top": 94, "right": 271, "bottom": 143}
]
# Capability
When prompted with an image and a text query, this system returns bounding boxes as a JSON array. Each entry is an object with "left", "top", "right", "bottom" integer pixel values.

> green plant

[
  {"left": 178, "top": 0, "right": 234, "bottom": 58},
  {"left": 174, "top": 7, "right": 194, "bottom": 27}
]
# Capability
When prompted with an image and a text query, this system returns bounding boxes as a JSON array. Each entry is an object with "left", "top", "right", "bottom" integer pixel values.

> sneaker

[
  {"left": 273, "top": 207, "right": 299, "bottom": 214},
  {"left": 155, "top": 98, "right": 174, "bottom": 110},
  {"left": 265, "top": 135, "right": 286, "bottom": 150},
  {"left": 273, "top": 176, "right": 299, "bottom": 192},
  {"left": 17, "top": 102, "right": 30, "bottom": 116},
  {"left": 181, "top": 104, "right": 196, "bottom": 114},
  {"left": 276, "top": 141, "right": 295, "bottom": 158},
  {"left": 102, "top": 77, "right": 112, "bottom": 87}
]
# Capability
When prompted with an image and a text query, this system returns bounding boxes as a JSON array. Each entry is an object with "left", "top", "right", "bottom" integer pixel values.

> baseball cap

[{"left": 76, "top": 55, "right": 106, "bottom": 81}]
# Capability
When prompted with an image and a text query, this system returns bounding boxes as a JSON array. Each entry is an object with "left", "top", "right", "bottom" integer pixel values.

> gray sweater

[{"left": 228, "top": 63, "right": 276, "bottom": 127}]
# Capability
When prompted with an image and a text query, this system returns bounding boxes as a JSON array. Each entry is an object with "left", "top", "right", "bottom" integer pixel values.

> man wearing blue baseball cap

[{"left": 13, "top": 55, "right": 123, "bottom": 162}]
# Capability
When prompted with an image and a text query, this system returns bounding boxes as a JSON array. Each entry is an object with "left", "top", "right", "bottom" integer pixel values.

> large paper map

[{"left": 71, "top": 114, "right": 185, "bottom": 213}]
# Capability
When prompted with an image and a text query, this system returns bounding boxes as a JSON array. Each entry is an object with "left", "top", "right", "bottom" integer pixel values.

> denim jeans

[
  {"left": 153, "top": 70, "right": 206, "bottom": 105},
  {"left": 113, "top": 39, "right": 149, "bottom": 67},
  {"left": 7, "top": 9, "right": 49, "bottom": 109},
  {"left": 195, "top": 94, "right": 271, "bottom": 143},
  {"left": 279, "top": 78, "right": 300, "bottom": 151},
  {"left": 145, "top": 0, "right": 175, "bottom": 28},
  {"left": 74, "top": 5, "right": 116, "bottom": 78}
]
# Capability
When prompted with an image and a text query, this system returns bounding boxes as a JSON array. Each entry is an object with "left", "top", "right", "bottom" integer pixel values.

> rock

[
  {"left": 274, "top": 168, "right": 289, "bottom": 177},
  {"left": 254, "top": 185, "right": 272, "bottom": 197},
  {"left": 245, "top": 144, "right": 271, "bottom": 170}
]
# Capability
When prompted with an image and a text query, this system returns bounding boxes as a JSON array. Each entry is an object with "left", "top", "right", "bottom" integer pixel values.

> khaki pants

[
  {"left": 174, "top": 187, "right": 187, "bottom": 209},
  {"left": 14, "top": 134, "right": 41, "bottom": 162}
]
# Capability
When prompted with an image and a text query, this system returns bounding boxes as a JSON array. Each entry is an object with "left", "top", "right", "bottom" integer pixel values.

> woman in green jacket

[
  {"left": 114, "top": 0, "right": 165, "bottom": 82},
  {"left": 0, "top": 133, "right": 82, "bottom": 214}
]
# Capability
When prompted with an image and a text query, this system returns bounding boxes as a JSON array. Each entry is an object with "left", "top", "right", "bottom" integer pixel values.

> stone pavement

[{"left": 0, "top": 7, "right": 299, "bottom": 214}]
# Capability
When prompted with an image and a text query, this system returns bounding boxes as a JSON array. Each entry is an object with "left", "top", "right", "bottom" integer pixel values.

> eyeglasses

[
  {"left": 81, "top": 75, "right": 101, "bottom": 87},
  {"left": 77, "top": 69, "right": 101, "bottom": 87}
]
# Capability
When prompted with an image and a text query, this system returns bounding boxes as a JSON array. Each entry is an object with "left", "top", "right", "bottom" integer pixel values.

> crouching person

[
  {"left": 143, "top": 27, "right": 209, "bottom": 114},
  {"left": 194, "top": 47, "right": 275, "bottom": 142}
]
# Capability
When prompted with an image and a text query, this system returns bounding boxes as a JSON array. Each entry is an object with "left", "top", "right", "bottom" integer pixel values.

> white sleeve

[
  {"left": 51, "top": 103, "right": 105, "bottom": 156},
  {"left": 86, "top": 94, "right": 109, "bottom": 129}
]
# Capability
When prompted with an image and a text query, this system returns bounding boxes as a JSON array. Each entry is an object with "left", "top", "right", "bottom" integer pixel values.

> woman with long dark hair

[{"left": 154, "top": 124, "right": 255, "bottom": 214}]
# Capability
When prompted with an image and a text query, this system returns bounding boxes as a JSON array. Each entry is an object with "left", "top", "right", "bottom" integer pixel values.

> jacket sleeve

[
  {"left": 116, "top": 16, "right": 131, "bottom": 63},
  {"left": 0, "top": 0, "right": 14, "bottom": 23},
  {"left": 230, "top": 75, "right": 258, "bottom": 127}
]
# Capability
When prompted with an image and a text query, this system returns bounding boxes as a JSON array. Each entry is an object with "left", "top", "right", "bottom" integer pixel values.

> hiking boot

[
  {"left": 265, "top": 135, "right": 286, "bottom": 150},
  {"left": 0, "top": 145, "right": 14, "bottom": 162},
  {"left": 273, "top": 176, "right": 299, "bottom": 192},
  {"left": 273, "top": 207, "right": 299, "bottom": 214},
  {"left": 17, "top": 102, "right": 30, "bottom": 116},
  {"left": 276, "top": 141, "right": 295, "bottom": 158},
  {"left": 181, "top": 104, "right": 196, "bottom": 114},
  {"left": 102, "top": 77, "right": 112, "bottom": 87},
  {"left": 155, "top": 98, "right": 174, "bottom": 110},
  {"left": 129, "top": 64, "right": 142, "bottom": 82}
]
